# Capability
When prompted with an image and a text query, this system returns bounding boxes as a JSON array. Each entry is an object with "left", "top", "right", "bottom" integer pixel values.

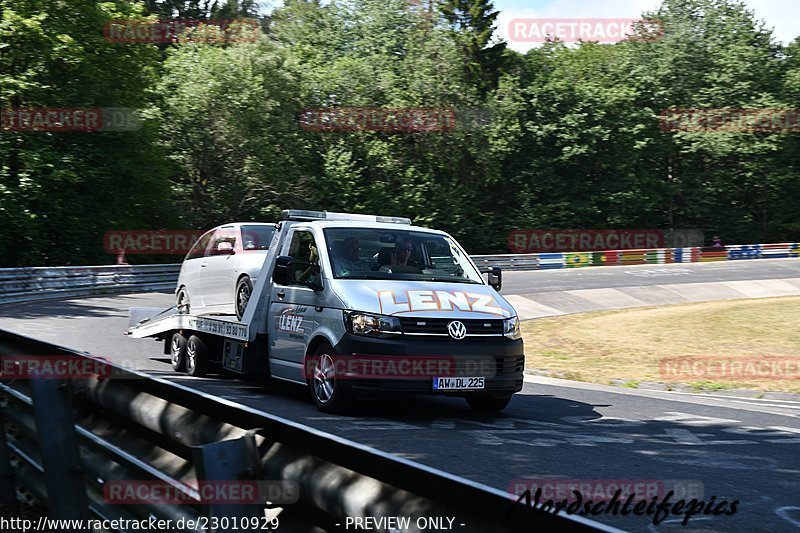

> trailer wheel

[
  {"left": 186, "top": 334, "right": 210, "bottom": 377},
  {"left": 177, "top": 288, "right": 190, "bottom": 315},
  {"left": 465, "top": 394, "right": 512, "bottom": 413},
  {"left": 235, "top": 276, "right": 252, "bottom": 321},
  {"left": 307, "top": 343, "right": 351, "bottom": 414},
  {"left": 170, "top": 332, "right": 187, "bottom": 372}
]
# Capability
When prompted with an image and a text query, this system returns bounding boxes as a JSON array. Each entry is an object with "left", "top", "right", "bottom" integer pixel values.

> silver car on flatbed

[{"left": 176, "top": 222, "right": 276, "bottom": 320}]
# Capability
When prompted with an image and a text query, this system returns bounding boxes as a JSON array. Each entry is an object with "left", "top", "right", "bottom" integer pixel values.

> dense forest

[{"left": 1, "top": 0, "right": 799, "bottom": 266}]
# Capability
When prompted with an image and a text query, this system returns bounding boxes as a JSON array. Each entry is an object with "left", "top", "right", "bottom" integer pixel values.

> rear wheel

[
  {"left": 186, "top": 334, "right": 210, "bottom": 377},
  {"left": 465, "top": 394, "right": 512, "bottom": 413},
  {"left": 170, "top": 332, "right": 187, "bottom": 372},
  {"left": 307, "top": 343, "right": 351, "bottom": 414},
  {"left": 176, "top": 288, "right": 190, "bottom": 315},
  {"left": 235, "top": 276, "right": 253, "bottom": 321}
]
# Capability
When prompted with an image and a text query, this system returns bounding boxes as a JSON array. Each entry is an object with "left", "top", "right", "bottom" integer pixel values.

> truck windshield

[{"left": 323, "top": 228, "right": 483, "bottom": 284}]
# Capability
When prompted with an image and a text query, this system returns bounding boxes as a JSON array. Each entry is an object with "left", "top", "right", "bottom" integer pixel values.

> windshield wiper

[
  {"left": 336, "top": 272, "right": 387, "bottom": 279},
  {"left": 423, "top": 277, "right": 481, "bottom": 284}
]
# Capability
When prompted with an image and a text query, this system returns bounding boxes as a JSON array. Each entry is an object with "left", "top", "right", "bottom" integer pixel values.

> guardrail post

[
  {"left": 29, "top": 377, "right": 89, "bottom": 524},
  {"left": 0, "top": 415, "right": 16, "bottom": 503},
  {"left": 192, "top": 431, "right": 263, "bottom": 530}
]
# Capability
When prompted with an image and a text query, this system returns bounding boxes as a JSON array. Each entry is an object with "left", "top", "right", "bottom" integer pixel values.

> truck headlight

[
  {"left": 343, "top": 311, "right": 402, "bottom": 336},
  {"left": 504, "top": 316, "right": 521, "bottom": 340}
]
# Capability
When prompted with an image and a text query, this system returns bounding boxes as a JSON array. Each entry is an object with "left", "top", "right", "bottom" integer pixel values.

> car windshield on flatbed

[{"left": 241, "top": 225, "right": 276, "bottom": 250}]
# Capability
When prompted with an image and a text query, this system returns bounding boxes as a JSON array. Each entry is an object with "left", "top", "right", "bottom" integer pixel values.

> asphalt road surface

[
  {"left": 1, "top": 259, "right": 799, "bottom": 532},
  {"left": 501, "top": 257, "right": 800, "bottom": 294}
]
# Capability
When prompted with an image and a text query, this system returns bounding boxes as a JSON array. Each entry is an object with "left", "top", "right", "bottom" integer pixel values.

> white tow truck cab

[{"left": 128, "top": 210, "right": 524, "bottom": 413}]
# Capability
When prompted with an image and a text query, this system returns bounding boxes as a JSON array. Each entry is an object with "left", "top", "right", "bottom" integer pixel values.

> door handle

[
  {"left": 200, "top": 263, "right": 207, "bottom": 268},
  {"left": 277, "top": 291, "right": 285, "bottom": 299}
]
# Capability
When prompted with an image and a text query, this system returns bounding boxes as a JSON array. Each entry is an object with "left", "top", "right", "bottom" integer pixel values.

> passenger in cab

[{"left": 390, "top": 238, "right": 418, "bottom": 268}]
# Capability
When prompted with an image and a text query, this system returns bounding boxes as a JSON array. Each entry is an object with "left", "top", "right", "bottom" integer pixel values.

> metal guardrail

[
  {"left": 471, "top": 243, "right": 800, "bottom": 271},
  {"left": 0, "top": 330, "right": 614, "bottom": 532},
  {"left": 0, "top": 264, "right": 180, "bottom": 305},
  {"left": 2, "top": 242, "right": 797, "bottom": 306}
]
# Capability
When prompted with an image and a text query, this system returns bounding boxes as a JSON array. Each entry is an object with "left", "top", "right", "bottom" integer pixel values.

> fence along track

[
  {"left": 3, "top": 244, "right": 797, "bottom": 306},
  {"left": 0, "top": 330, "right": 615, "bottom": 532}
]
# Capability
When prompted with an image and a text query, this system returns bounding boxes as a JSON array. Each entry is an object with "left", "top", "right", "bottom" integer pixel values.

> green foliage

[
  {"left": 0, "top": 0, "right": 171, "bottom": 266},
  {"left": 439, "top": 0, "right": 508, "bottom": 95},
  {"left": 155, "top": 38, "right": 311, "bottom": 228},
  {"left": 0, "top": 0, "right": 798, "bottom": 266}
]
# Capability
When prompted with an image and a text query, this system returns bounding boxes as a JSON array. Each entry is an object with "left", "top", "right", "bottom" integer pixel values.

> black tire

[
  {"left": 465, "top": 394, "right": 512, "bottom": 413},
  {"left": 176, "top": 287, "right": 190, "bottom": 315},
  {"left": 186, "top": 334, "right": 210, "bottom": 377},
  {"left": 307, "top": 343, "right": 351, "bottom": 414},
  {"left": 170, "top": 332, "right": 187, "bottom": 372},
  {"left": 235, "top": 276, "right": 253, "bottom": 321}
]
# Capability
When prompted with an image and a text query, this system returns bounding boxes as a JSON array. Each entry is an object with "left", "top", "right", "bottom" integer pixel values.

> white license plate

[{"left": 433, "top": 377, "right": 485, "bottom": 391}]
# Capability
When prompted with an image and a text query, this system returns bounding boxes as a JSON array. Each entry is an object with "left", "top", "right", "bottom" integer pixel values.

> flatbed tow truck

[{"left": 128, "top": 210, "right": 524, "bottom": 413}]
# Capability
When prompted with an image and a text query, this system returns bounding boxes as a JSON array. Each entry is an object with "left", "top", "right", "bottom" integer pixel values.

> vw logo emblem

[{"left": 447, "top": 321, "right": 467, "bottom": 340}]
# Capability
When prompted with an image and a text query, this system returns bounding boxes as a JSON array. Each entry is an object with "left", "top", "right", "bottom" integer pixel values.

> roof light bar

[
  {"left": 376, "top": 216, "right": 412, "bottom": 225},
  {"left": 280, "top": 209, "right": 412, "bottom": 225},
  {"left": 280, "top": 209, "right": 327, "bottom": 221}
]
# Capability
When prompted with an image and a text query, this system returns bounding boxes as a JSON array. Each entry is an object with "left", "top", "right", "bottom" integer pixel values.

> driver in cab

[{"left": 332, "top": 236, "right": 373, "bottom": 276}]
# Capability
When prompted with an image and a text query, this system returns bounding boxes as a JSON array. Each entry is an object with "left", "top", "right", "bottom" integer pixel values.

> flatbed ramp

[{"left": 127, "top": 307, "right": 249, "bottom": 341}]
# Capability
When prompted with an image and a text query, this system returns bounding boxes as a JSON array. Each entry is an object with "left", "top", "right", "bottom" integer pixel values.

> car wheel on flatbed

[
  {"left": 465, "top": 394, "right": 512, "bottom": 413},
  {"left": 177, "top": 288, "right": 190, "bottom": 314},
  {"left": 307, "top": 343, "right": 351, "bottom": 414},
  {"left": 170, "top": 332, "right": 187, "bottom": 372},
  {"left": 186, "top": 334, "right": 210, "bottom": 377},
  {"left": 235, "top": 276, "right": 252, "bottom": 321}
]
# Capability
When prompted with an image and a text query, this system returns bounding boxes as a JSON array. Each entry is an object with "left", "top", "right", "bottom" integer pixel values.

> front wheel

[
  {"left": 307, "top": 343, "right": 351, "bottom": 414},
  {"left": 235, "top": 276, "right": 253, "bottom": 321},
  {"left": 466, "top": 394, "right": 512, "bottom": 413}
]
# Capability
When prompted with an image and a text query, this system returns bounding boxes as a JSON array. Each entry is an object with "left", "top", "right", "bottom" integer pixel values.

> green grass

[{"left": 522, "top": 296, "right": 800, "bottom": 393}]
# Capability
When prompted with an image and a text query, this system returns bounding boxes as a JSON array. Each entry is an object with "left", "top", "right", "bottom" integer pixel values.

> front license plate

[{"left": 433, "top": 377, "right": 485, "bottom": 391}]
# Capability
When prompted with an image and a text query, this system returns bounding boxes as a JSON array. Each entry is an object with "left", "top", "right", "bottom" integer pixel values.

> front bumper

[{"left": 331, "top": 333, "right": 524, "bottom": 396}]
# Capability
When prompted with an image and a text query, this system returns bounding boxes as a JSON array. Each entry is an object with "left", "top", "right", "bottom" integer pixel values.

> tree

[
  {"left": 155, "top": 37, "right": 312, "bottom": 228},
  {"left": 0, "top": 0, "right": 171, "bottom": 266},
  {"left": 439, "top": 0, "right": 507, "bottom": 96},
  {"left": 141, "top": 0, "right": 259, "bottom": 19}
]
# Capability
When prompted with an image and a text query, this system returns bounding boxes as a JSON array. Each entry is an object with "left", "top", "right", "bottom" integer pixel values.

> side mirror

[
  {"left": 215, "top": 241, "right": 234, "bottom": 254},
  {"left": 487, "top": 266, "right": 502, "bottom": 291},
  {"left": 308, "top": 271, "right": 324, "bottom": 292},
  {"left": 273, "top": 255, "right": 293, "bottom": 285}
]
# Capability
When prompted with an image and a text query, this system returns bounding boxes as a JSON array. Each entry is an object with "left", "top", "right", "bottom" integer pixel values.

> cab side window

[
  {"left": 286, "top": 231, "right": 320, "bottom": 287},
  {"left": 186, "top": 230, "right": 214, "bottom": 260}
]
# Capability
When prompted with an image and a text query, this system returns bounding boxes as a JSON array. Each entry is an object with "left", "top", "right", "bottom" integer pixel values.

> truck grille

[{"left": 399, "top": 318, "right": 504, "bottom": 336}]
